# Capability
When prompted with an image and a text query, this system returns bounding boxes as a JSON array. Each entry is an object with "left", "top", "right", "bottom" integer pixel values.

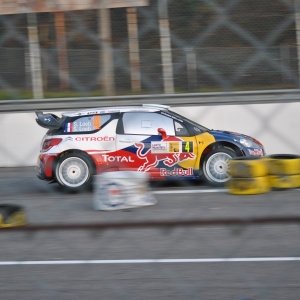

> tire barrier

[
  {"left": 269, "top": 174, "right": 300, "bottom": 189},
  {"left": 227, "top": 176, "right": 270, "bottom": 195},
  {"left": 266, "top": 154, "right": 300, "bottom": 189},
  {"left": 227, "top": 157, "right": 270, "bottom": 195},
  {"left": 228, "top": 157, "right": 268, "bottom": 178},
  {"left": 227, "top": 154, "right": 300, "bottom": 195},
  {"left": 93, "top": 171, "right": 157, "bottom": 211},
  {"left": 0, "top": 204, "right": 27, "bottom": 228}
]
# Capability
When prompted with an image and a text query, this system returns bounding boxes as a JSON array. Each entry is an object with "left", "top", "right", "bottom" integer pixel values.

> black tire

[
  {"left": 55, "top": 152, "right": 94, "bottom": 191},
  {"left": 202, "top": 147, "right": 237, "bottom": 186}
]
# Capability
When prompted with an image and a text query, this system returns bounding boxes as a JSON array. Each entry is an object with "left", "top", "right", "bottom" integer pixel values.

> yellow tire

[
  {"left": 228, "top": 157, "right": 268, "bottom": 178},
  {"left": 269, "top": 175, "right": 300, "bottom": 189},
  {"left": 266, "top": 154, "right": 300, "bottom": 175},
  {"left": 0, "top": 205, "right": 27, "bottom": 228},
  {"left": 227, "top": 176, "right": 270, "bottom": 195}
]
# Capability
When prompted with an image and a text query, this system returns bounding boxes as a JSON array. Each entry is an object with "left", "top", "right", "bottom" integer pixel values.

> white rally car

[{"left": 35, "top": 104, "right": 265, "bottom": 191}]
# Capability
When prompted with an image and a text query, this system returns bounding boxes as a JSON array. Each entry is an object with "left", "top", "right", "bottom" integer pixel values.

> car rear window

[{"left": 64, "top": 114, "right": 111, "bottom": 133}]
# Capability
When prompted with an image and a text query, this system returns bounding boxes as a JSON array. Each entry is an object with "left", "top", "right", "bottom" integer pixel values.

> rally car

[{"left": 35, "top": 104, "right": 265, "bottom": 191}]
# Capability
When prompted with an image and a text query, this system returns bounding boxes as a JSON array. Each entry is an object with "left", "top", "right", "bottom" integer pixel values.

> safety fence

[
  {"left": 0, "top": 88, "right": 299, "bottom": 112},
  {"left": 0, "top": 0, "right": 299, "bottom": 100}
]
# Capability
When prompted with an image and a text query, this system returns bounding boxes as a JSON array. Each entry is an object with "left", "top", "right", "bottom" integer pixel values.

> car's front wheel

[
  {"left": 55, "top": 153, "right": 93, "bottom": 191},
  {"left": 202, "top": 147, "right": 236, "bottom": 186}
]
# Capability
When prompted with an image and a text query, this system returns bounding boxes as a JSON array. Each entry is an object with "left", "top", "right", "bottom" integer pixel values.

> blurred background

[{"left": 0, "top": 0, "right": 299, "bottom": 99}]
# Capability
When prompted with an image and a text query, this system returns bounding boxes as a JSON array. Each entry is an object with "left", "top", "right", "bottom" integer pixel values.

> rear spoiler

[{"left": 35, "top": 111, "right": 64, "bottom": 130}]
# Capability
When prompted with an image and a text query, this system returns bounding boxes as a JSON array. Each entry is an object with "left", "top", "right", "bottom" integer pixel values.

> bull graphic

[{"left": 135, "top": 142, "right": 195, "bottom": 172}]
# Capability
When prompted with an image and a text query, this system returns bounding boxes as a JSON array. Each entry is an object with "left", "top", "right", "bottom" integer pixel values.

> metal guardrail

[
  {"left": 1, "top": 216, "right": 300, "bottom": 232},
  {"left": 1, "top": 89, "right": 300, "bottom": 113}
]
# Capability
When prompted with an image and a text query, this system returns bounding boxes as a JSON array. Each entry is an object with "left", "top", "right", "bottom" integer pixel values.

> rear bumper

[
  {"left": 36, "top": 170, "right": 52, "bottom": 181},
  {"left": 36, "top": 154, "right": 58, "bottom": 180}
]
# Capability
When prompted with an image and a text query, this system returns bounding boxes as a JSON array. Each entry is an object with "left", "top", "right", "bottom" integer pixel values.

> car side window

[
  {"left": 174, "top": 121, "right": 189, "bottom": 136},
  {"left": 122, "top": 112, "right": 175, "bottom": 135},
  {"left": 64, "top": 114, "right": 111, "bottom": 133}
]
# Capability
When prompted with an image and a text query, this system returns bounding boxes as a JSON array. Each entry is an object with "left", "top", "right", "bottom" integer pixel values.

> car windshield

[{"left": 169, "top": 110, "right": 209, "bottom": 132}]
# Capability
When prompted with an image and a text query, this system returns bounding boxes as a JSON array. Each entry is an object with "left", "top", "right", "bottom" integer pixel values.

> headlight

[{"left": 239, "top": 138, "right": 258, "bottom": 148}]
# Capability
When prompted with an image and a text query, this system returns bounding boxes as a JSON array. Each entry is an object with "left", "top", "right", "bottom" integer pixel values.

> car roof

[{"left": 62, "top": 104, "right": 171, "bottom": 117}]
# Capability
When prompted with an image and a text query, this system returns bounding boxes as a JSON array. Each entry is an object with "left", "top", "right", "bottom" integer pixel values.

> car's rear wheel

[
  {"left": 55, "top": 153, "right": 93, "bottom": 191},
  {"left": 202, "top": 147, "right": 237, "bottom": 186}
]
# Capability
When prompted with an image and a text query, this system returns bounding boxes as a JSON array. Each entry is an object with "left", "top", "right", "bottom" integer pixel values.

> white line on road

[
  {"left": 1, "top": 257, "right": 300, "bottom": 266},
  {"left": 153, "top": 188, "right": 226, "bottom": 194},
  {"left": 153, "top": 188, "right": 300, "bottom": 195}
]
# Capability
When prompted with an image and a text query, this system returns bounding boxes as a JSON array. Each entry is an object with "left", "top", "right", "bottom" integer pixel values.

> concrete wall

[
  {"left": 0, "top": 102, "right": 299, "bottom": 167},
  {"left": 174, "top": 102, "right": 300, "bottom": 156}
]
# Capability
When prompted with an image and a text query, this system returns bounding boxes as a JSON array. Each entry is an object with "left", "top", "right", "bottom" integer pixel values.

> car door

[
  {"left": 170, "top": 119, "right": 198, "bottom": 177},
  {"left": 116, "top": 111, "right": 197, "bottom": 177}
]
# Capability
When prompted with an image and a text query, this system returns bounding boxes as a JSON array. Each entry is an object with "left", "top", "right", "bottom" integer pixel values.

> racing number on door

[{"left": 182, "top": 141, "right": 193, "bottom": 153}]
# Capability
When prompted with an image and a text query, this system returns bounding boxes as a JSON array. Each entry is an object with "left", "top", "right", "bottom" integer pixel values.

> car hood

[{"left": 209, "top": 129, "right": 263, "bottom": 146}]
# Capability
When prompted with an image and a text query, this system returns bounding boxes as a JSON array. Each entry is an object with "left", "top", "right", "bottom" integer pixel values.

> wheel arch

[
  {"left": 54, "top": 149, "right": 96, "bottom": 175},
  {"left": 200, "top": 141, "right": 244, "bottom": 168}
]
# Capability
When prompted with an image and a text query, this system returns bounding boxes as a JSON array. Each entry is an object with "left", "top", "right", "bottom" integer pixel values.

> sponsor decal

[
  {"left": 135, "top": 137, "right": 195, "bottom": 172},
  {"left": 65, "top": 115, "right": 101, "bottom": 132},
  {"left": 160, "top": 168, "right": 194, "bottom": 176},
  {"left": 151, "top": 142, "right": 169, "bottom": 153},
  {"left": 66, "top": 122, "right": 73, "bottom": 132},
  {"left": 64, "top": 136, "right": 73, "bottom": 142},
  {"left": 150, "top": 141, "right": 193, "bottom": 154},
  {"left": 160, "top": 111, "right": 183, "bottom": 122},
  {"left": 102, "top": 155, "right": 135, "bottom": 163},
  {"left": 169, "top": 142, "right": 180, "bottom": 152},
  {"left": 44, "top": 117, "right": 52, "bottom": 123},
  {"left": 75, "top": 136, "right": 115, "bottom": 142},
  {"left": 248, "top": 148, "right": 263, "bottom": 156},
  {"left": 86, "top": 111, "right": 99, "bottom": 115}
]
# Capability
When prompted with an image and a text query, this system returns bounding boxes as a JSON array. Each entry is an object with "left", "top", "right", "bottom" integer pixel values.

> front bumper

[{"left": 245, "top": 147, "right": 265, "bottom": 157}]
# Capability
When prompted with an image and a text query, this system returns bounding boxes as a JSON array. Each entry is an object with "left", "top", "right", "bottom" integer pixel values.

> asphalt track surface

[{"left": 0, "top": 167, "right": 300, "bottom": 300}]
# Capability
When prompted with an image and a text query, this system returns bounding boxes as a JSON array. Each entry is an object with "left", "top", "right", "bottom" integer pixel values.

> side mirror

[{"left": 157, "top": 128, "right": 167, "bottom": 139}]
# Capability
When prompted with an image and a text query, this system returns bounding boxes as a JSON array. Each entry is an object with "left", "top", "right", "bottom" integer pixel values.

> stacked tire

[
  {"left": 266, "top": 154, "right": 300, "bottom": 190},
  {"left": 227, "top": 157, "right": 270, "bottom": 195}
]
